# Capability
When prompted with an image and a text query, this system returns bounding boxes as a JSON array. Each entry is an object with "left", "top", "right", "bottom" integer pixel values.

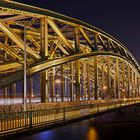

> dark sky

[{"left": 13, "top": 0, "right": 140, "bottom": 64}]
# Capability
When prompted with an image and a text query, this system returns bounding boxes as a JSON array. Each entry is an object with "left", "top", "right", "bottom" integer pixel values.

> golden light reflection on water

[{"left": 86, "top": 127, "right": 98, "bottom": 140}]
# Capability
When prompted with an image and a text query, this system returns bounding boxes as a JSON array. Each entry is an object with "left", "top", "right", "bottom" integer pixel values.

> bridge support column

[
  {"left": 61, "top": 65, "right": 64, "bottom": 101},
  {"left": 87, "top": 63, "right": 90, "bottom": 100},
  {"left": 129, "top": 68, "right": 131, "bottom": 97},
  {"left": 75, "top": 60, "right": 80, "bottom": 101},
  {"left": 29, "top": 76, "right": 33, "bottom": 103},
  {"left": 12, "top": 83, "right": 16, "bottom": 98},
  {"left": 133, "top": 72, "right": 135, "bottom": 97},
  {"left": 75, "top": 27, "right": 80, "bottom": 101},
  {"left": 138, "top": 77, "right": 140, "bottom": 97},
  {"left": 136, "top": 76, "right": 139, "bottom": 97},
  {"left": 83, "top": 62, "right": 87, "bottom": 100},
  {"left": 122, "top": 60, "right": 125, "bottom": 98},
  {"left": 4, "top": 53, "right": 8, "bottom": 104},
  {"left": 50, "top": 68, "right": 55, "bottom": 102},
  {"left": 101, "top": 65, "right": 105, "bottom": 99},
  {"left": 10, "top": 83, "right": 16, "bottom": 104},
  {"left": 94, "top": 56, "right": 98, "bottom": 100},
  {"left": 10, "top": 68, "right": 16, "bottom": 100},
  {"left": 134, "top": 73, "right": 136, "bottom": 97},
  {"left": 40, "top": 17, "right": 49, "bottom": 103},
  {"left": 127, "top": 65, "right": 130, "bottom": 98},
  {"left": 70, "top": 62, "right": 74, "bottom": 101},
  {"left": 4, "top": 87, "right": 8, "bottom": 104},
  {"left": 134, "top": 73, "right": 137, "bottom": 97},
  {"left": 115, "top": 58, "right": 119, "bottom": 99},
  {"left": 9, "top": 85, "right": 12, "bottom": 104},
  {"left": 40, "top": 72, "right": 48, "bottom": 103},
  {"left": 107, "top": 57, "right": 110, "bottom": 99},
  {"left": 132, "top": 71, "right": 134, "bottom": 98}
]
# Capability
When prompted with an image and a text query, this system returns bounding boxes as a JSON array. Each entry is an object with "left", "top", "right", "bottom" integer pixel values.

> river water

[{"left": 13, "top": 105, "right": 140, "bottom": 140}]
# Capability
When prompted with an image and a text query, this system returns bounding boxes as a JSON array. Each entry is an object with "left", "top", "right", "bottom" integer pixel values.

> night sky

[{"left": 13, "top": 0, "right": 140, "bottom": 64}]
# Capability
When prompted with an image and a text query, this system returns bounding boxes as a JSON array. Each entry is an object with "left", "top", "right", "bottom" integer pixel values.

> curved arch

[
  {"left": 0, "top": 1, "right": 139, "bottom": 102},
  {"left": 0, "top": 52, "right": 139, "bottom": 89},
  {"left": 0, "top": 1, "right": 139, "bottom": 72}
]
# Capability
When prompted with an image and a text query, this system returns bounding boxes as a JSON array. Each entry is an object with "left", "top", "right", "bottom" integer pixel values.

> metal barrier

[{"left": 0, "top": 98, "right": 140, "bottom": 137}]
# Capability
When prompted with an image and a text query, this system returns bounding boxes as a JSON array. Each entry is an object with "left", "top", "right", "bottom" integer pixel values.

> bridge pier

[
  {"left": 82, "top": 62, "right": 87, "bottom": 100},
  {"left": 115, "top": 58, "right": 119, "bottom": 99},
  {"left": 87, "top": 63, "right": 90, "bottom": 100},
  {"left": 29, "top": 76, "right": 33, "bottom": 103},
  {"left": 107, "top": 57, "right": 110, "bottom": 99},
  {"left": 75, "top": 60, "right": 80, "bottom": 101},
  {"left": 127, "top": 65, "right": 130, "bottom": 98},
  {"left": 122, "top": 60, "right": 125, "bottom": 98},
  {"left": 50, "top": 68, "right": 55, "bottom": 102},
  {"left": 94, "top": 56, "right": 98, "bottom": 100},
  {"left": 70, "top": 62, "right": 74, "bottom": 101},
  {"left": 61, "top": 65, "right": 64, "bottom": 101}
]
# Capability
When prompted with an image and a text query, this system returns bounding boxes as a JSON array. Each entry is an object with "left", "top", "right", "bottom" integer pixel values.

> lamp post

[{"left": 23, "top": 26, "right": 27, "bottom": 111}]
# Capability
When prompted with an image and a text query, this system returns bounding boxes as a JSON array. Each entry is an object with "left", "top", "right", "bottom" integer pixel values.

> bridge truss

[{"left": 0, "top": 1, "right": 139, "bottom": 103}]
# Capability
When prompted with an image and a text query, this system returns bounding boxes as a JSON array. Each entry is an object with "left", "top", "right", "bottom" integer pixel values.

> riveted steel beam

[
  {"left": 0, "top": 1, "right": 139, "bottom": 73},
  {"left": 48, "top": 18, "right": 75, "bottom": 54},
  {"left": 40, "top": 17, "right": 49, "bottom": 103},
  {"left": 98, "top": 34, "right": 108, "bottom": 51},
  {"left": 0, "top": 52, "right": 139, "bottom": 89},
  {"left": 79, "top": 27, "right": 94, "bottom": 51},
  {"left": 53, "top": 40, "right": 69, "bottom": 55},
  {"left": 0, "top": 19, "right": 40, "bottom": 59},
  {"left": 0, "top": 42, "right": 22, "bottom": 60},
  {"left": 0, "top": 62, "right": 22, "bottom": 72},
  {"left": 2, "top": 15, "right": 29, "bottom": 22},
  {"left": 26, "top": 35, "right": 40, "bottom": 49}
]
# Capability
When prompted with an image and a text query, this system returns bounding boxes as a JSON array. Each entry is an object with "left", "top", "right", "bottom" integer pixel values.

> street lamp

[
  {"left": 55, "top": 79, "right": 61, "bottom": 101},
  {"left": 122, "top": 89, "right": 125, "bottom": 92},
  {"left": 23, "top": 26, "right": 27, "bottom": 111},
  {"left": 56, "top": 94, "right": 59, "bottom": 102},
  {"left": 55, "top": 79, "right": 61, "bottom": 84},
  {"left": 103, "top": 85, "right": 107, "bottom": 90},
  {"left": 102, "top": 85, "right": 107, "bottom": 99}
]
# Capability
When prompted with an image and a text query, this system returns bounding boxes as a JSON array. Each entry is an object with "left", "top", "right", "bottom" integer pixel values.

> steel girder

[
  {"left": 0, "top": 52, "right": 139, "bottom": 89},
  {"left": 0, "top": 1, "right": 139, "bottom": 99}
]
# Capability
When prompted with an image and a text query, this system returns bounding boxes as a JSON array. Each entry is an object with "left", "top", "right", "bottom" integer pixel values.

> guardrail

[{"left": 0, "top": 98, "right": 140, "bottom": 138}]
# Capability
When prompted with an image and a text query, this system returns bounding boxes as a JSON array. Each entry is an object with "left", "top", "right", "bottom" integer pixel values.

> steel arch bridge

[{"left": 0, "top": 1, "right": 140, "bottom": 103}]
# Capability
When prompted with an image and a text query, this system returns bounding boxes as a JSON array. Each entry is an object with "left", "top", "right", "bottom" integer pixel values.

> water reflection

[
  {"left": 13, "top": 105, "right": 140, "bottom": 140},
  {"left": 86, "top": 119, "right": 99, "bottom": 140},
  {"left": 87, "top": 127, "right": 98, "bottom": 140}
]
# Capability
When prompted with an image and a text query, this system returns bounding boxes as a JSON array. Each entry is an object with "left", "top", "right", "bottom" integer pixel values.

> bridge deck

[{"left": 0, "top": 98, "right": 139, "bottom": 138}]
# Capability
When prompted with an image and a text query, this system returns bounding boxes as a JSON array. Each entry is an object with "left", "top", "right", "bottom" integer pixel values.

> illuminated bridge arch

[{"left": 0, "top": 1, "right": 139, "bottom": 103}]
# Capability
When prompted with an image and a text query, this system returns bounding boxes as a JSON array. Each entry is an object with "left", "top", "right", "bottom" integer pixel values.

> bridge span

[{"left": 0, "top": 0, "right": 140, "bottom": 138}]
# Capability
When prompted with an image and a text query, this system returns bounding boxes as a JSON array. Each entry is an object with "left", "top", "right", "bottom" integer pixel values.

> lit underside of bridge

[{"left": 0, "top": 0, "right": 140, "bottom": 104}]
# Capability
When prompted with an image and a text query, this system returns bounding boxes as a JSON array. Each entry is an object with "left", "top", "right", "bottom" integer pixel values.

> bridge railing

[{"left": 0, "top": 98, "right": 140, "bottom": 138}]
